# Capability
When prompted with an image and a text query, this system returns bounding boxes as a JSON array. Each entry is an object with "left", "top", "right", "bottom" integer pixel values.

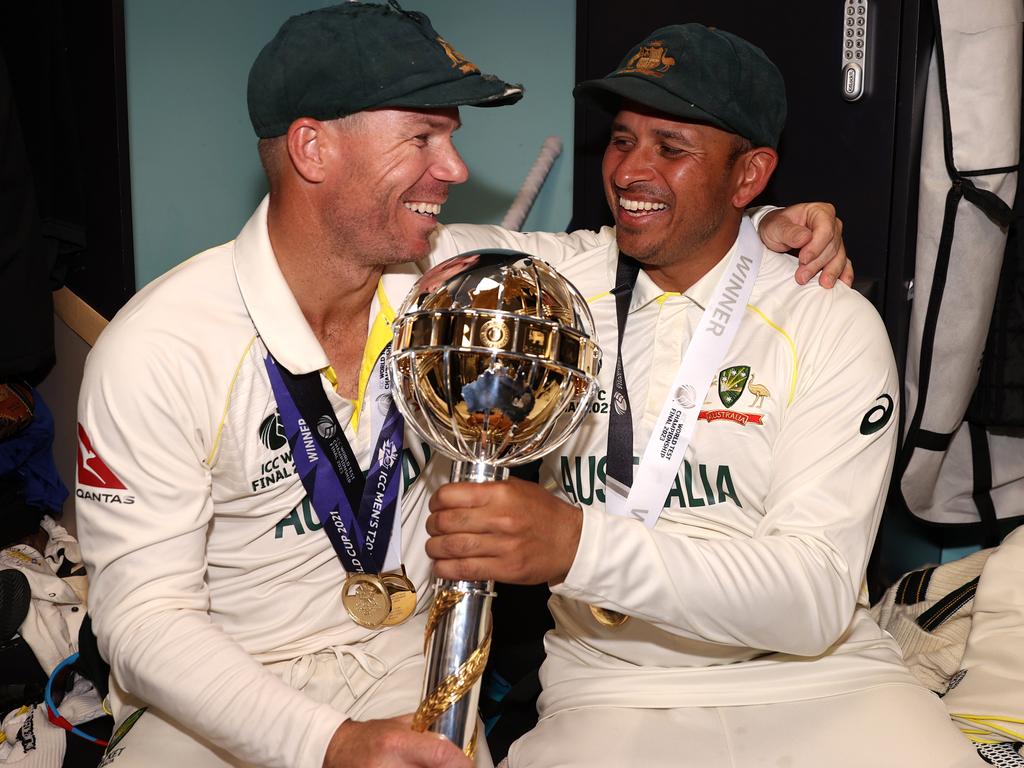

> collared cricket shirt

[{"left": 437, "top": 221, "right": 917, "bottom": 714}]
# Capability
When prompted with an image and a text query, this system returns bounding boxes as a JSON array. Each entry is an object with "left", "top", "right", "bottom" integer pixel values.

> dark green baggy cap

[
  {"left": 248, "top": 1, "right": 523, "bottom": 138},
  {"left": 573, "top": 23, "right": 786, "bottom": 149}
]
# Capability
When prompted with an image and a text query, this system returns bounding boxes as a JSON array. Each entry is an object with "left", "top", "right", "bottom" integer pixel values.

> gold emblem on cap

[
  {"left": 437, "top": 37, "right": 479, "bottom": 74},
  {"left": 618, "top": 41, "right": 676, "bottom": 78},
  {"left": 479, "top": 318, "right": 510, "bottom": 349}
]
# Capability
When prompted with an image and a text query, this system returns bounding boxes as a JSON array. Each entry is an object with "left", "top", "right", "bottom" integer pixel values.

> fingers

[
  {"left": 774, "top": 221, "right": 813, "bottom": 252},
  {"left": 428, "top": 481, "right": 494, "bottom": 513},
  {"left": 757, "top": 207, "right": 812, "bottom": 253},
  {"left": 425, "top": 479, "right": 582, "bottom": 585},
  {"left": 432, "top": 556, "right": 507, "bottom": 582},
  {"left": 837, "top": 255, "right": 855, "bottom": 287},
  {"left": 813, "top": 238, "right": 848, "bottom": 288},
  {"left": 795, "top": 208, "right": 844, "bottom": 286},
  {"left": 411, "top": 733, "right": 473, "bottom": 768},
  {"left": 425, "top": 506, "right": 497, "bottom": 536},
  {"left": 425, "top": 531, "right": 507, "bottom": 561}
]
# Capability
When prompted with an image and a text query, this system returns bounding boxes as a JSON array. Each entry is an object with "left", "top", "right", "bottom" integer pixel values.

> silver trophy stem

[{"left": 418, "top": 461, "right": 508, "bottom": 754}]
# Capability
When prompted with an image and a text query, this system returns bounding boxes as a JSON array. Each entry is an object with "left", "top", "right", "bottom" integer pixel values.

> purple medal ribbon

[{"left": 264, "top": 352, "right": 404, "bottom": 573}]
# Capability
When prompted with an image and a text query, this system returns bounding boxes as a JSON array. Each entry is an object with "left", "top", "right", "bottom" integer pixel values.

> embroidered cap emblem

[
  {"left": 617, "top": 41, "right": 677, "bottom": 78},
  {"left": 437, "top": 37, "right": 479, "bottom": 74}
]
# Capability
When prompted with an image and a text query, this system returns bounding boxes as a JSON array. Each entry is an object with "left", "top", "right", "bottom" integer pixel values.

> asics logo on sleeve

[{"left": 859, "top": 395, "right": 894, "bottom": 435}]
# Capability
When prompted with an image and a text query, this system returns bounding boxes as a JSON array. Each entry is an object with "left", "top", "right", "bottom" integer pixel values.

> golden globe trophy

[{"left": 391, "top": 250, "right": 601, "bottom": 756}]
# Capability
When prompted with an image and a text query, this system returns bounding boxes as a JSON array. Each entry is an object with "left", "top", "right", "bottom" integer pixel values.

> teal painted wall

[{"left": 124, "top": 0, "right": 575, "bottom": 287}]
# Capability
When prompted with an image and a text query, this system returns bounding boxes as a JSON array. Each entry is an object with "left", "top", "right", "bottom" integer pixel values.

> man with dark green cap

[
  {"left": 76, "top": 6, "right": 850, "bottom": 768},
  {"left": 78, "top": 4, "right": 521, "bottom": 768},
  {"left": 425, "top": 24, "right": 986, "bottom": 768}
]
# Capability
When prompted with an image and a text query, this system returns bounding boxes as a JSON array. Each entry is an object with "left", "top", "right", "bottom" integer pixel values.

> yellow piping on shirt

[
  {"left": 584, "top": 292, "right": 798, "bottom": 405},
  {"left": 746, "top": 304, "right": 797, "bottom": 405},
  {"left": 352, "top": 281, "right": 396, "bottom": 431},
  {"left": 208, "top": 335, "right": 259, "bottom": 466}
]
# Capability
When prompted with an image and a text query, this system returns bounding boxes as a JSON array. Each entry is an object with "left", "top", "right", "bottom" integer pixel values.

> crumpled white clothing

[
  {"left": 0, "top": 516, "right": 88, "bottom": 674},
  {"left": 0, "top": 704, "right": 65, "bottom": 766}
]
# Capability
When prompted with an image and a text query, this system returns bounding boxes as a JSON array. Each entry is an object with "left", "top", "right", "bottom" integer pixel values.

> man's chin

[
  {"left": 397, "top": 235, "right": 433, "bottom": 263},
  {"left": 614, "top": 232, "right": 658, "bottom": 262}
]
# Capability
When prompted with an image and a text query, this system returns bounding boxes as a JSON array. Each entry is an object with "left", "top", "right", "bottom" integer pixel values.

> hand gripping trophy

[{"left": 390, "top": 250, "right": 602, "bottom": 756}]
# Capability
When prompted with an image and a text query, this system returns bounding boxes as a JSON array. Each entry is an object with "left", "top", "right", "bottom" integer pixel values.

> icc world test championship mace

[{"left": 389, "top": 250, "right": 602, "bottom": 756}]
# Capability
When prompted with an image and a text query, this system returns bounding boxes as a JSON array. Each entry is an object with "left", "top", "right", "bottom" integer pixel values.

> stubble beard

[
  {"left": 618, "top": 204, "right": 725, "bottom": 267},
  {"left": 323, "top": 192, "right": 432, "bottom": 268}
]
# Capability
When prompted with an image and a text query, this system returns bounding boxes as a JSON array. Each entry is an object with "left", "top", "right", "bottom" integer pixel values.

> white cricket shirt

[{"left": 436, "top": 221, "right": 919, "bottom": 715}]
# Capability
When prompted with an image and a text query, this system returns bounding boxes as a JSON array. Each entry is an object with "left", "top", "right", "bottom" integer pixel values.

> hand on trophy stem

[
  {"left": 426, "top": 477, "right": 583, "bottom": 585},
  {"left": 322, "top": 716, "right": 473, "bottom": 768}
]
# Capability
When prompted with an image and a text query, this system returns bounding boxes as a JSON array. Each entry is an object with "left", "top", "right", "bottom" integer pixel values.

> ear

[
  {"left": 285, "top": 118, "right": 329, "bottom": 183},
  {"left": 731, "top": 147, "right": 778, "bottom": 209}
]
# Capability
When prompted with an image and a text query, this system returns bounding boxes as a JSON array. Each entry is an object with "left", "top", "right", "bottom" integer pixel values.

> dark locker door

[{"left": 573, "top": 0, "right": 933, "bottom": 368}]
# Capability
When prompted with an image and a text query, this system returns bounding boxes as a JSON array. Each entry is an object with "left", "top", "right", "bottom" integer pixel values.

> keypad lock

[{"left": 841, "top": 0, "right": 869, "bottom": 101}]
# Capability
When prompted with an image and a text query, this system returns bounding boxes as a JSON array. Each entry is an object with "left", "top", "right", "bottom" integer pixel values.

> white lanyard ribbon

[{"left": 605, "top": 219, "right": 762, "bottom": 525}]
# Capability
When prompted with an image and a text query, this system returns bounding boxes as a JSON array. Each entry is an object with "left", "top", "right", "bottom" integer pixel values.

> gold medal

[
  {"left": 589, "top": 605, "right": 630, "bottom": 628},
  {"left": 381, "top": 569, "right": 417, "bottom": 627},
  {"left": 342, "top": 574, "right": 391, "bottom": 629}
]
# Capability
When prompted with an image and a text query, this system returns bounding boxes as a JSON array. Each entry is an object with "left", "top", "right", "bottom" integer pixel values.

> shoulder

[
  {"left": 749, "top": 249, "right": 893, "bottom": 374},
  {"left": 86, "top": 241, "right": 255, "bottom": 394}
]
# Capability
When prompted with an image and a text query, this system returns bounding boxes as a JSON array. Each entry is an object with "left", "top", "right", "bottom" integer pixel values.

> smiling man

[
  {"left": 76, "top": 7, "right": 851, "bottom": 768},
  {"left": 424, "top": 24, "right": 986, "bottom": 768}
]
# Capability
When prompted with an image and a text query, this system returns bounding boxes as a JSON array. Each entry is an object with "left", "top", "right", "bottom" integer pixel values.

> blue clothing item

[{"left": 0, "top": 388, "right": 68, "bottom": 512}]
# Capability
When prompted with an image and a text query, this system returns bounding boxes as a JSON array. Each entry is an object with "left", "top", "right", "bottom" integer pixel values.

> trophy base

[{"left": 452, "top": 461, "right": 510, "bottom": 484}]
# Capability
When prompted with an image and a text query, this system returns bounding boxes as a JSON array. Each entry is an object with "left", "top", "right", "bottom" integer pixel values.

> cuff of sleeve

[
  {"left": 551, "top": 505, "right": 604, "bottom": 601},
  {"left": 299, "top": 705, "right": 348, "bottom": 768}
]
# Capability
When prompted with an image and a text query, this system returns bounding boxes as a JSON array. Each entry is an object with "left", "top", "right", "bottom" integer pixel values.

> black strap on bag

[{"left": 895, "top": 0, "right": 1022, "bottom": 524}]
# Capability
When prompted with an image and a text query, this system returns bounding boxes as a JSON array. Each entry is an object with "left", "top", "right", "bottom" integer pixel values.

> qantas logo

[
  {"left": 76, "top": 424, "right": 134, "bottom": 504},
  {"left": 77, "top": 424, "right": 125, "bottom": 488}
]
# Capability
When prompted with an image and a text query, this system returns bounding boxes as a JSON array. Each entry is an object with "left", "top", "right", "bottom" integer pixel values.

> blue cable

[{"left": 44, "top": 652, "right": 108, "bottom": 747}]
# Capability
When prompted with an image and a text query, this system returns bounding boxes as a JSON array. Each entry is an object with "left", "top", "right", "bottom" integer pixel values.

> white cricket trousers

[{"left": 502, "top": 683, "right": 986, "bottom": 768}]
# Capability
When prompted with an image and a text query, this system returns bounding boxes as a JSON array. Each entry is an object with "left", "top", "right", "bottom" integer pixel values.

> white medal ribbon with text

[{"left": 605, "top": 218, "right": 762, "bottom": 526}]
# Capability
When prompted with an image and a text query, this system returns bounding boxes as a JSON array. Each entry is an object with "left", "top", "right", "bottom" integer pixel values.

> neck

[
  {"left": 267, "top": 192, "right": 382, "bottom": 335},
  {"left": 642, "top": 217, "right": 742, "bottom": 293},
  {"left": 267, "top": 191, "right": 381, "bottom": 398}
]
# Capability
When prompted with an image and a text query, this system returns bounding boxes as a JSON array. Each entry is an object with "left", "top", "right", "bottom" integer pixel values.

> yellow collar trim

[{"left": 350, "top": 281, "right": 396, "bottom": 430}]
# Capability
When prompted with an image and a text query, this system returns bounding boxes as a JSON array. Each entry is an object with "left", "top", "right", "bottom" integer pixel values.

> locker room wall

[{"left": 123, "top": 0, "right": 575, "bottom": 289}]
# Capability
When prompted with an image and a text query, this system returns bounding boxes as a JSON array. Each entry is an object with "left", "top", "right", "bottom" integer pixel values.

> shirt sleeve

[
  {"left": 76, "top": 333, "right": 344, "bottom": 768},
  {"left": 427, "top": 223, "right": 613, "bottom": 267},
  {"left": 554, "top": 288, "right": 899, "bottom": 657}
]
